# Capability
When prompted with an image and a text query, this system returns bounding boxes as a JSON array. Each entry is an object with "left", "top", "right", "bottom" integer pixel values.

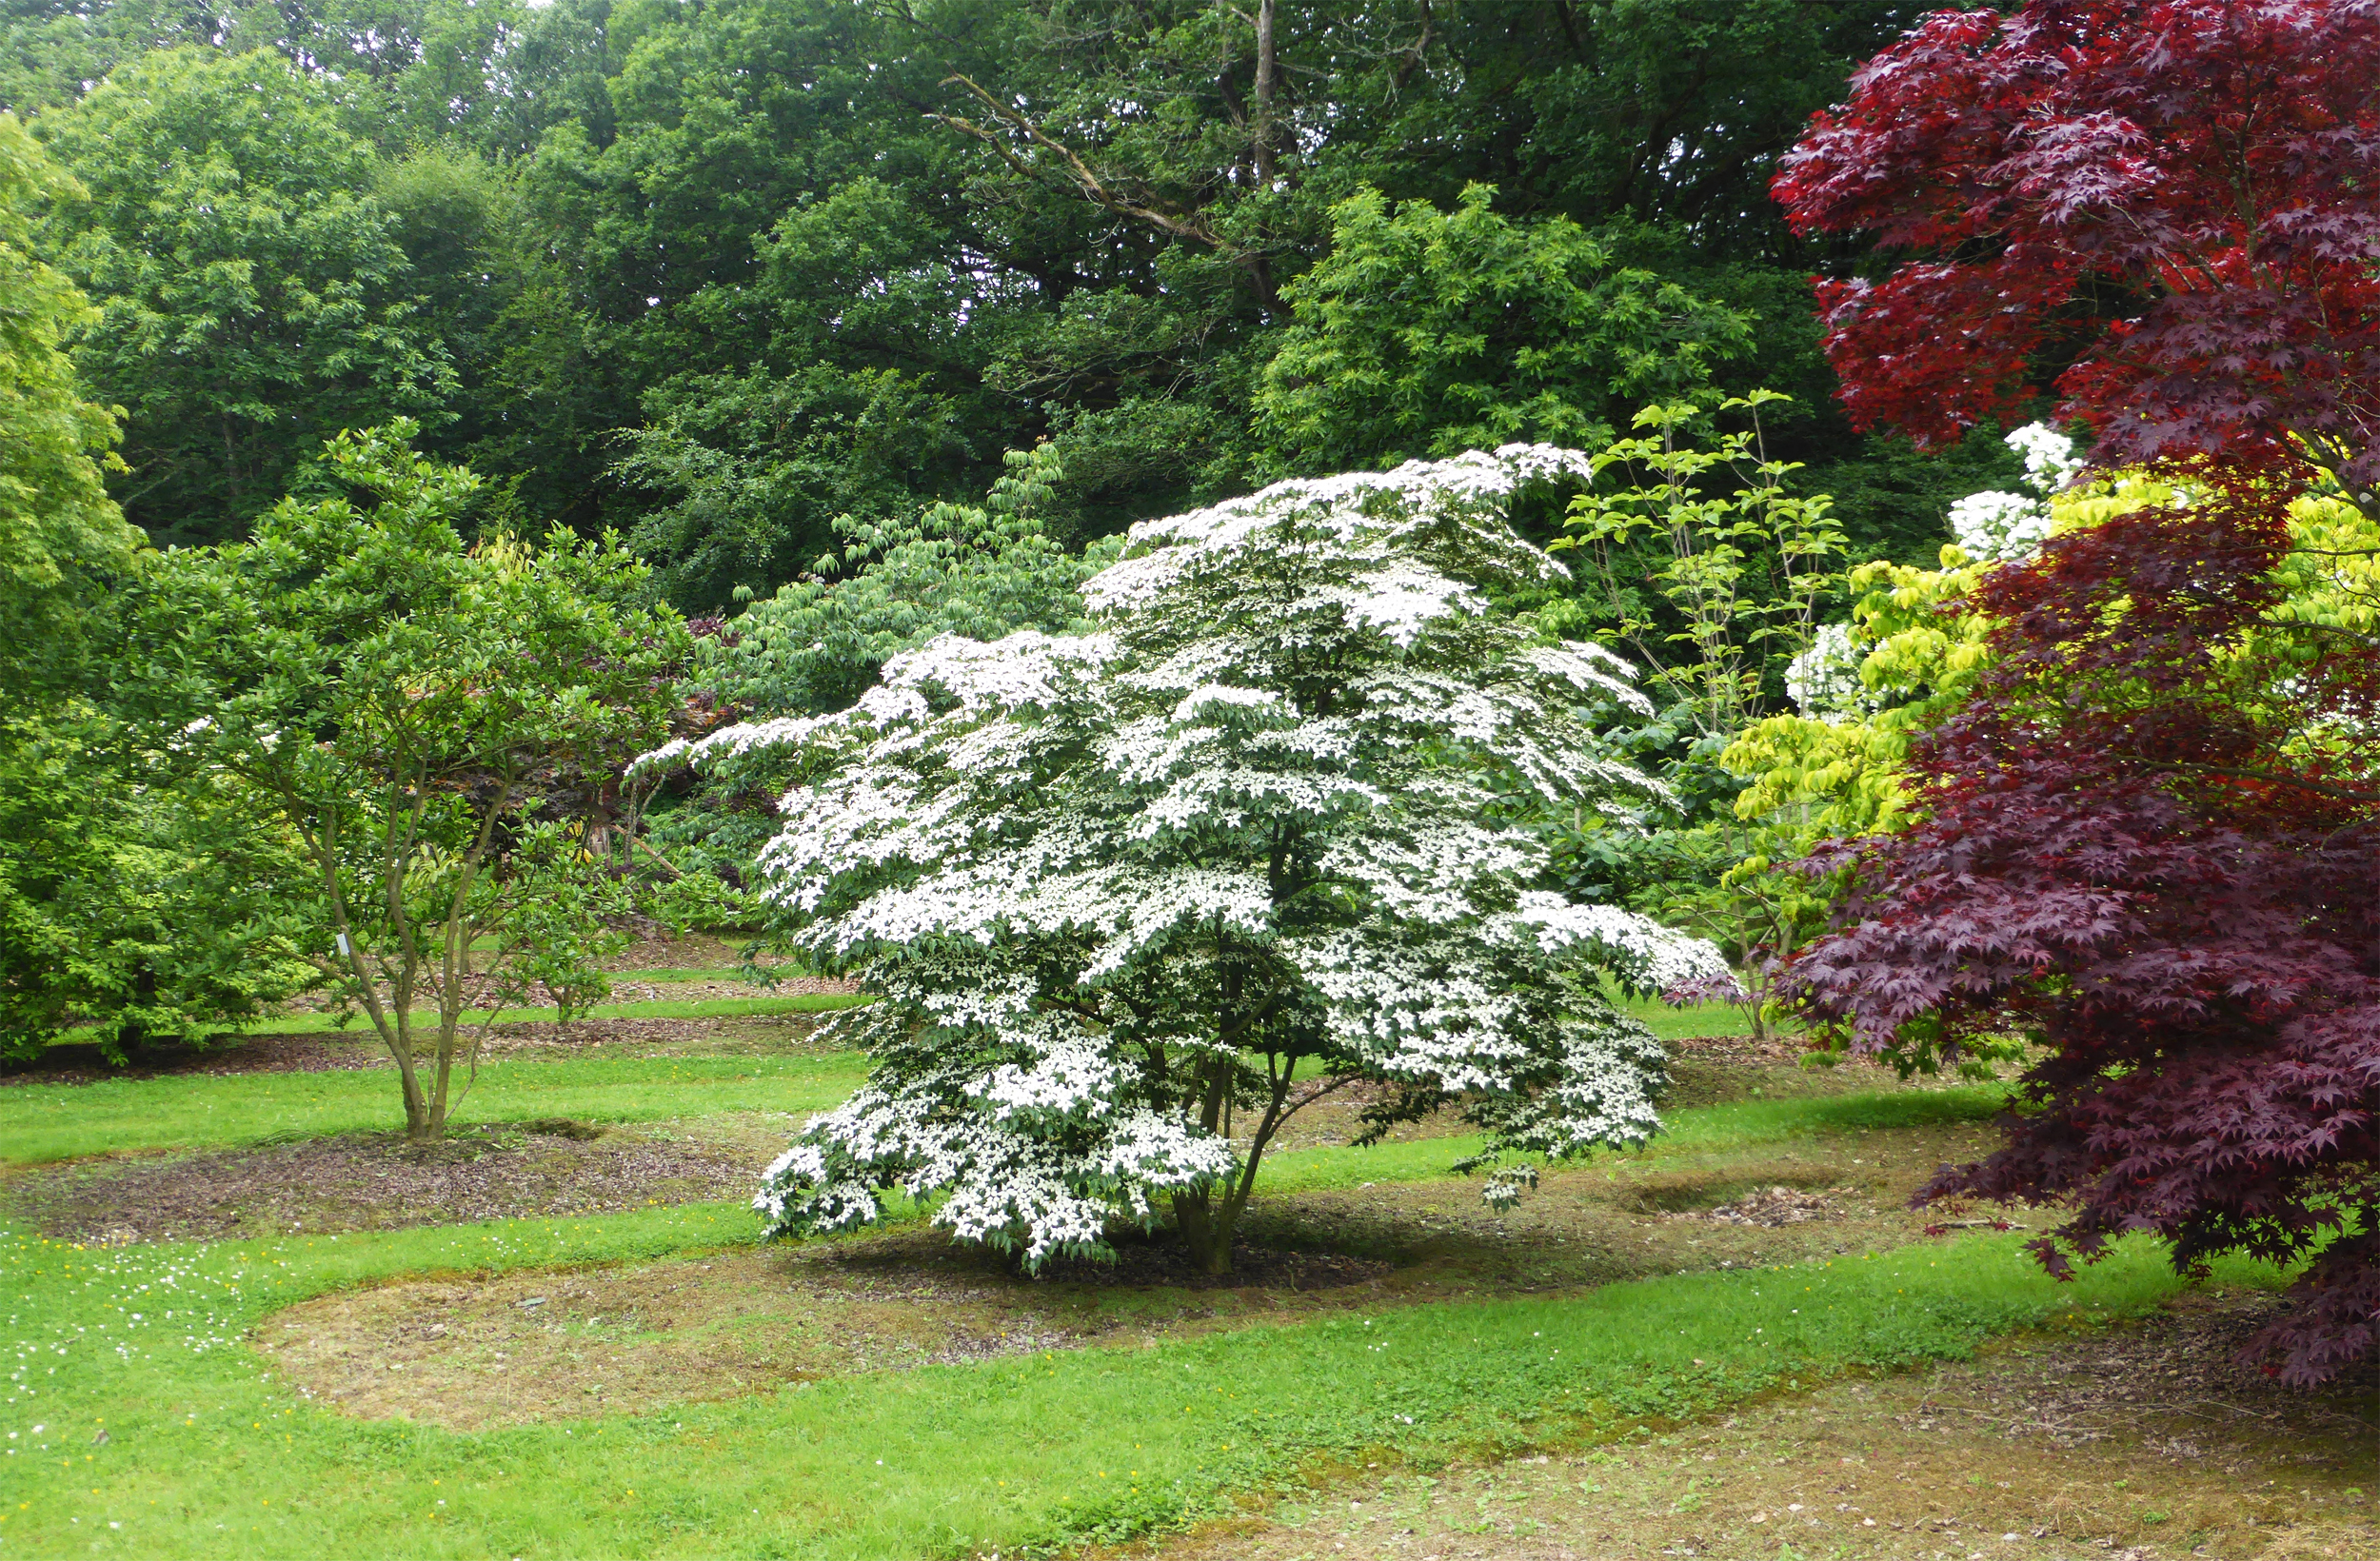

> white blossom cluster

[
  {"left": 1946, "top": 422, "right": 2082, "bottom": 563},
  {"left": 1785, "top": 621, "right": 1871, "bottom": 723},
  {"left": 704, "top": 447, "right": 1729, "bottom": 1265}
]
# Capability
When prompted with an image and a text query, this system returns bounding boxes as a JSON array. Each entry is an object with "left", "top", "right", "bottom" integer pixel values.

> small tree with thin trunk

[
  {"left": 141, "top": 425, "right": 687, "bottom": 1138},
  {"left": 669, "top": 447, "right": 1730, "bottom": 1272}
]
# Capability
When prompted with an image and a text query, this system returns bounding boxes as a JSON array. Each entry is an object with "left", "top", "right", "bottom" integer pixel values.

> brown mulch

[
  {"left": 7, "top": 1120, "right": 764, "bottom": 1244},
  {"left": 1, "top": 1031, "right": 390, "bottom": 1088},
  {"left": 1914, "top": 1286, "right": 2380, "bottom": 1455},
  {"left": 991, "top": 1238, "right": 1391, "bottom": 1292},
  {"left": 2, "top": 1013, "right": 836, "bottom": 1089},
  {"left": 1684, "top": 1184, "right": 1850, "bottom": 1227},
  {"left": 1666, "top": 1026, "right": 1810, "bottom": 1067},
  {"left": 275, "top": 969, "right": 856, "bottom": 1017}
]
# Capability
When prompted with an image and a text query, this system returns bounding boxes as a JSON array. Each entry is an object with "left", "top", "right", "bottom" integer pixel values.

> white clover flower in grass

[{"left": 715, "top": 446, "right": 1730, "bottom": 1273}]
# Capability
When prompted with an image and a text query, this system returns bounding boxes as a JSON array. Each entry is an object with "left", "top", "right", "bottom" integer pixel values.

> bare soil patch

[
  {"left": 258, "top": 1117, "right": 1995, "bottom": 1432},
  {"left": 600, "top": 931, "right": 780, "bottom": 972},
  {"left": 1138, "top": 1288, "right": 2378, "bottom": 1561},
  {"left": 4, "top": 1116, "right": 797, "bottom": 1243},
  {"left": 4, "top": 1012, "right": 843, "bottom": 1089},
  {"left": 1682, "top": 1183, "right": 1852, "bottom": 1227},
  {"left": 1, "top": 1030, "right": 391, "bottom": 1088},
  {"left": 261, "top": 1228, "right": 1397, "bottom": 1431},
  {"left": 274, "top": 968, "right": 856, "bottom": 1017}
]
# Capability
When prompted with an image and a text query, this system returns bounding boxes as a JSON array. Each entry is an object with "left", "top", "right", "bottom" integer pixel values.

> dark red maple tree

[
  {"left": 1774, "top": 0, "right": 2380, "bottom": 492},
  {"left": 1773, "top": 0, "right": 2380, "bottom": 1386},
  {"left": 1786, "top": 482, "right": 2380, "bottom": 1386}
]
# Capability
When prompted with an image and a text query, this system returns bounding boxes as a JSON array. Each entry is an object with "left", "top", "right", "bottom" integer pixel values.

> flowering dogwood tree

[{"left": 650, "top": 447, "right": 1730, "bottom": 1272}]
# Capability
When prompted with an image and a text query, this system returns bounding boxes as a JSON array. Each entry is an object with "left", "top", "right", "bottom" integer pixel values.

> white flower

[
  {"left": 744, "top": 445, "right": 1720, "bottom": 1264},
  {"left": 1947, "top": 423, "right": 2080, "bottom": 564},
  {"left": 1786, "top": 621, "right": 1870, "bottom": 721}
]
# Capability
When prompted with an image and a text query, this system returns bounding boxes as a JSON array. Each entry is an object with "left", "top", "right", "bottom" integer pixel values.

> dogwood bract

[{"left": 647, "top": 445, "right": 1730, "bottom": 1271}]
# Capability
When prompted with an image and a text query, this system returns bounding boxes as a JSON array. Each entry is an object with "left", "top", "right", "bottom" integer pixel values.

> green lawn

[
  {"left": 1616, "top": 996, "right": 1786, "bottom": 1042},
  {"left": 1260, "top": 1083, "right": 2007, "bottom": 1194},
  {"left": 13, "top": 999, "right": 2266, "bottom": 1561},
  {"left": 0, "top": 1202, "right": 2272, "bottom": 1560},
  {"left": 0, "top": 1052, "right": 873, "bottom": 1165},
  {"left": 232, "top": 991, "right": 869, "bottom": 1035},
  {"left": 10, "top": 998, "right": 2266, "bottom": 1561}
]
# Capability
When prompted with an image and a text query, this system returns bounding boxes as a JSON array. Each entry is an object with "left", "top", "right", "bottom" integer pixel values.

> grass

[
  {"left": 0, "top": 1203, "right": 2275, "bottom": 1560},
  {"left": 230, "top": 991, "right": 869, "bottom": 1035},
  {"left": 3, "top": 985, "right": 2293, "bottom": 1559},
  {"left": 0, "top": 1052, "right": 873, "bottom": 1166},
  {"left": 1260, "top": 1083, "right": 2008, "bottom": 1194},
  {"left": 1616, "top": 997, "right": 1786, "bottom": 1043},
  {"left": 3, "top": 1037, "right": 1993, "bottom": 1176}
]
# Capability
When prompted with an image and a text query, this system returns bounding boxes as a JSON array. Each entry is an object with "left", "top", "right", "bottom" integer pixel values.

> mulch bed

[
  {"left": 272, "top": 971, "right": 858, "bottom": 1017},
  {"left": 1009, "top": 1239, "right": 1391, "bottom": 1292},
  {"left": 1684, "top": 1184, "right": 1852, "bottom": 1227},
  {"left": 1667, "top": 1028, "right": 1814, "bottom": 1067},
  {"left": 1, "top": 1015, "right": 824, "bottom": 1089},
  {"left": 1, "top": 1032, "right": 391, "bottom": 1088},
  {"left": 7, "top": 1121, "right": 760, "bottom": 1244},
  {"left": 1921, "top": 1287, "right": 2380, "bottom": 1455}
]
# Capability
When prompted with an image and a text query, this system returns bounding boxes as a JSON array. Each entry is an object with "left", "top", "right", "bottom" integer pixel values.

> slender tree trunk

[
  {"left": 1172, "top": 1187, "right": 1235, "bottom": 1274},
  {"left": 1252, "top": 0, "right": 1278, "bottom": 184}
]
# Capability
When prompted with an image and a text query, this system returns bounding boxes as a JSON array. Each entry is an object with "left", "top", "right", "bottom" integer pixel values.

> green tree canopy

[
  {"left": 0, "top": 110, "right": 137, "bottom": 694},
  {"left": 1252, "top": 185, "right": 1752, "bottom": 475},
  {"left": 32, "top": 48, "right": 452, "bottom": 543},
  {"left": 131, "top": 425, "right": 691, "bottom": 1135}
]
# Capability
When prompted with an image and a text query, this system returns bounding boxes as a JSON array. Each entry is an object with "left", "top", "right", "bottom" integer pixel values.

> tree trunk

[
  {"left": 1171, "top": 1186, "right": 1236, "bottom": 1274},
  {"left": 396, "top": 1038, "right": 435, "bottom": 1140},
  {"left": 1252, "top": 0, "right": 1278, "bottom": 184}
]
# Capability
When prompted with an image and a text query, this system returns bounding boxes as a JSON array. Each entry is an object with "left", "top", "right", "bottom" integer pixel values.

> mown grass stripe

[{"left": 0, "top": 1204, "right": 2275, "bottom": 1560}]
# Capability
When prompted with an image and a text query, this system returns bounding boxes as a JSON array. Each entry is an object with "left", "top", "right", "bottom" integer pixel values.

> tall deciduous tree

[
  {"left": 1, "top": 112, "right": 306, "bottom": 1057},
  {"left": 1251, "top": 186, "right": 1751, "bottom": 475},
  {"left": 33, "top": 48, "right": 452, "bottom": 544},
  {"left": 1773, "top": 0, "right": 2380, "bottom": 1385},
  {"left": 0, "top": 110, "right": 133, "bottom": 690},
  {"left": 684, "top": 448, "right": 1730, "bottom": 1273}
]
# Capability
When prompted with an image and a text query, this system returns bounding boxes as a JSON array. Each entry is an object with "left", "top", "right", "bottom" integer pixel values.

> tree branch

[{"left": 931, "top": 75, "right": 1227, "bottom": 250}]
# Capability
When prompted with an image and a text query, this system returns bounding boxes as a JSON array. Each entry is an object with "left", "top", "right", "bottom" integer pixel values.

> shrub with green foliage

[
  {"left": 128, "top": 425, "right": 689, "bottom": 1135},
  {"left": 1, "top": 112, "right": 306, "bottom": 1058}
]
